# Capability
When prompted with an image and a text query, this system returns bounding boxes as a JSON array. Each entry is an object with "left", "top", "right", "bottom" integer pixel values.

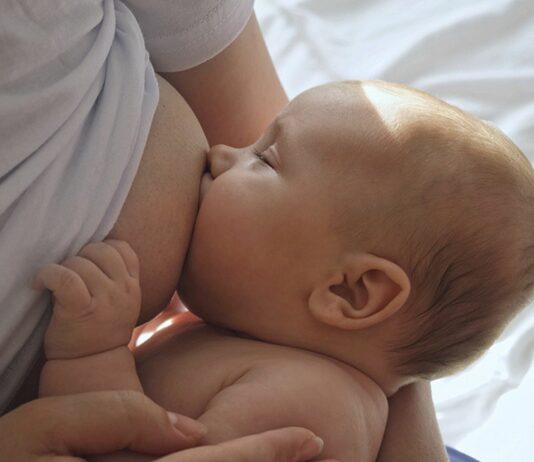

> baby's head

[{"left": 179, "top": 81, "right": 534, "bottom": 392}]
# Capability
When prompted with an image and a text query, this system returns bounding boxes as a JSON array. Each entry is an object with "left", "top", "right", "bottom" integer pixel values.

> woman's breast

[{"left": 107, "top": 75, "right": 208, "bottom": 323}]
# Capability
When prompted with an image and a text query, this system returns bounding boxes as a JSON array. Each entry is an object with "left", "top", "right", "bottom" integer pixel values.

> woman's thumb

[{"left": 31, "top": 391, "right": 206, "bottom": 456}]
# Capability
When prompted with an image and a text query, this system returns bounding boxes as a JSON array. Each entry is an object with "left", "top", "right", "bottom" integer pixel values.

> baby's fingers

[
  {"left": 104, "top": 239, "right": 140, "bottom": 279},
  {"left": 33, "top": 263, "right": 91, "bottom": 310}
]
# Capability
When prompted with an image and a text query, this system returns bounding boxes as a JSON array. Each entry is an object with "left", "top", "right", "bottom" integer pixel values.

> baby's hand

[{"left": 34, "top": 240, "right": 141, "bottom": 360}]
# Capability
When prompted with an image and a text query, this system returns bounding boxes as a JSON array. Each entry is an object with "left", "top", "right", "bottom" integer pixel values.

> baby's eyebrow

[
  {"left": 269, "top": 115, "right": 297, "bottom": 163},
  {"left": 272, "top": 121, "right": 287, "bottom": 148},
  {"left": 274, "top": 113, "right": 292, "bottom": 135},
  {"left": 270, "top": 117, "right": 282, "bottom": 137}
]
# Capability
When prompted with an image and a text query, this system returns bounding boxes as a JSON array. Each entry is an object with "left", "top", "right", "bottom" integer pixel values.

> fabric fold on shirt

[
  {"left": 0, "top": 0, "right": 159, "bottom": 413},
  {"left": 0, "top": 0, "right": 255, "bottom": 414}
]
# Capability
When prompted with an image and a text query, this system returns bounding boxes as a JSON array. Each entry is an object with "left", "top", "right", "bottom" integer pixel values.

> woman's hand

[
  {"left": 0, "top": 390, "right": 333, "bottom": 462},
  {"left": 158, "top": 429, "right": 337, "bottom": 462},
  {"left": 0, "top": 391, "right": 205, "bottom": 461}
]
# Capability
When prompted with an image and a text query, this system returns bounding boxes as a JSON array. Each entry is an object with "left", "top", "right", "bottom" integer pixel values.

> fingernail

[
  {"left": 297, "top": 436, "right": 324, "bottom": 460},
  {"left": 167, "top": 412, "right": 207, "bottom": 439}
]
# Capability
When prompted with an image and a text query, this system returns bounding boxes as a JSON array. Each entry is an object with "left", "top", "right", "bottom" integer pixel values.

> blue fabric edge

[{"left": 446, "top": 446, "right": 480, "bottom": 462}]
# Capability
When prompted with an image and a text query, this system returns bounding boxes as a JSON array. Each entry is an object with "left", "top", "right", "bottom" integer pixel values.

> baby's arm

[
  {"left": 36, "top": 240, "right": 143, "bottom": 397},
  {"left": 196, "top": 358, "right": 387, "bottom": 462}
]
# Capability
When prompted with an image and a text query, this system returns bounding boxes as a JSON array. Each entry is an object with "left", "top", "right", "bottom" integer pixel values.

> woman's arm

[
  {"left": 161, "top": 12, "right": 288, "bottom": 147},
  {"left": 376, "top": 381, "right": 449, "bottom": 462}
]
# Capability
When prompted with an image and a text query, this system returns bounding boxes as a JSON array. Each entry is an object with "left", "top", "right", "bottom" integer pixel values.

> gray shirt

[{"left": 0, "top": 0, "right": 254, "bottom": 413}]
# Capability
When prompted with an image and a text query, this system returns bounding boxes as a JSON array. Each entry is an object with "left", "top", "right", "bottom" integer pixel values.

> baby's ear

[{"left": 307, "top": 253, "right": 410, "bottom": 330}]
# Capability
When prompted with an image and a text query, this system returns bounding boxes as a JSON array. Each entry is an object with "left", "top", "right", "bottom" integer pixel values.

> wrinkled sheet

[{"left": 254, "top": 1, "right": 534, "bottom": 460}]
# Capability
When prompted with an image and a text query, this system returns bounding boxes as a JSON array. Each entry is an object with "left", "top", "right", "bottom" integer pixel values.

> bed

[{"left": 254, "top": 0, "right": 534, "bottom": 460}]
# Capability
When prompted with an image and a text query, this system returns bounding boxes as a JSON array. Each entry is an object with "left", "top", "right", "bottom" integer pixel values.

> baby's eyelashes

[{"left": 253, "top": 147, "right": 275, "bottom": 169}]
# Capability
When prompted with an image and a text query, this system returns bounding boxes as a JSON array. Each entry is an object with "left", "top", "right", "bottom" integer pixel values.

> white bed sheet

[{"left": 254, "top": 1, "right": 534, "bottom": 460}]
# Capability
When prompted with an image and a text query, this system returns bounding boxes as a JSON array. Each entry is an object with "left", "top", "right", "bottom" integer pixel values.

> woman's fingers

[
  {"left": 0, "top": 391, "right": 338, "bottom": 462},
  {"left": 156, "top": 427, "right": 337, "bottom": 462},
  {"left": 11, "top": 391, "right": 205, "bottom": 457}
]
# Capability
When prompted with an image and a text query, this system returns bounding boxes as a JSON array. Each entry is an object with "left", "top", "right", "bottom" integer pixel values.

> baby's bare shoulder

[
  {"left": 249, "top": 348, "right": 385, "bottom": 407},
  {"left": 138, "top": 325, "right": 387, "bottom": 460},
  {"left": 201, "top": 339, "right": 388, "bottom": 461},
  {"left": 137, "top": 320, "right": 263, "bottom": 416}
]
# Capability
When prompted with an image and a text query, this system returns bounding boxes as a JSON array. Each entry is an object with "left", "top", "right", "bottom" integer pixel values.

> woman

[{"left": 0, "top": 1, "right": 447, "bottom": 460}]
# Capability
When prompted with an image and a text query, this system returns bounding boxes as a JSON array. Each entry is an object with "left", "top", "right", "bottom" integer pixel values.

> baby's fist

[{"left": 36, "top": 240, "right": 142, "bottom": 359}]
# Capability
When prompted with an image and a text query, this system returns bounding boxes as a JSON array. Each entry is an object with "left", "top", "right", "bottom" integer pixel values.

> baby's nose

[{"left": 207, "top": 144, "right": 240, "bottom": 177}]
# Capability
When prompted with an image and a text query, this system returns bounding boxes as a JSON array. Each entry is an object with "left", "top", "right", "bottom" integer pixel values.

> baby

[{"left": 35, "top": 81, "right": 534, "bottom": 461}]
